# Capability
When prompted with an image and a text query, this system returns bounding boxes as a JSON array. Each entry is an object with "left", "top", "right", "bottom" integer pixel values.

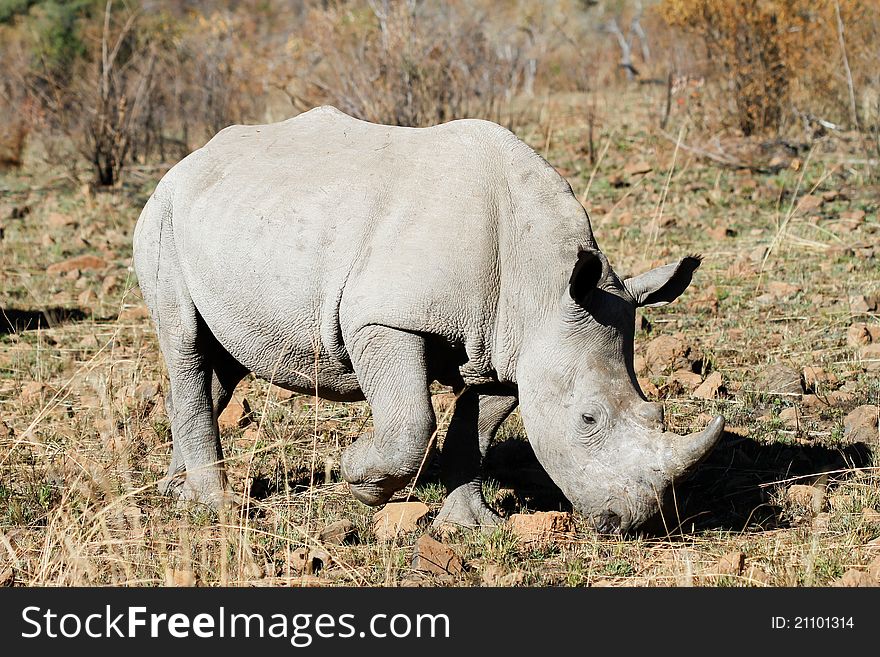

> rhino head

[{"left": 516, "top": 249, "right": 724, "bottom": 534}]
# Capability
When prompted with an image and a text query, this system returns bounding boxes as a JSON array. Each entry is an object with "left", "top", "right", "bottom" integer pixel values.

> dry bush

[
  {"left": 658, "top": 0, "right": 880, "bottom": 136},
  {"left": 281, "top": 0, "right": 530, "bottom": 127}
]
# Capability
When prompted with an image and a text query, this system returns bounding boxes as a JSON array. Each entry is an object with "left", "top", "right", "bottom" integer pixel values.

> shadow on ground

[
  {"left": 482, "top": 432, "right": 874, "bottom": 535},
  {"left": 1, "top": 307, "right": 88, "bottom": 334}
]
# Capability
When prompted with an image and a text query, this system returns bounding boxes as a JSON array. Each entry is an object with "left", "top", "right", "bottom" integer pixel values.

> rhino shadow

[
  {"left": 482, "top": 432, "right": 874, "bottom": 535},
  {"left": 1, "top": 307, "right": 88, "bottom": 334}
]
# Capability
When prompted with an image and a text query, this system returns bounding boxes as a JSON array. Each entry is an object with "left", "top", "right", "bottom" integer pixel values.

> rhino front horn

[{"left": 668, "top": 415, "right": 724, "bottom": 478}]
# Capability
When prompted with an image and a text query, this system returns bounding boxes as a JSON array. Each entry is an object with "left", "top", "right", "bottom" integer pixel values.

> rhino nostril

[{"left": 594, "top": 511, "right": 621, "bottom": 534}]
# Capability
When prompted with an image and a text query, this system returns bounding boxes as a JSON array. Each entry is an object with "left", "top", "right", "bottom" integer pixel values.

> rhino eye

[{"left": 582, "top": 413, "right": 597, "bottom": 426}]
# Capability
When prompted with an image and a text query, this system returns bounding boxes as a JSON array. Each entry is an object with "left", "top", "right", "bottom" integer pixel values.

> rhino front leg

[
  {"left": 433, "top": 388, "right": 518, "bottom": 530},
  {"left": 340, "top": 325, "right": 437, "bottom": 506}
]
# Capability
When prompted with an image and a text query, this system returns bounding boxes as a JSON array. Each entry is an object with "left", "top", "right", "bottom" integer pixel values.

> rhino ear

[
  {"left": 624, "top": 255, "right": 702, "bottom": 307},
  {"left": 569, "top": 249, "right": 604, "bottom": 303}
]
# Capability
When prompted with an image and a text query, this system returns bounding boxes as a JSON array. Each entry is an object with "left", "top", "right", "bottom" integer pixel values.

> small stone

[
  {"left": 757, "top": 364, "right": 803, "bottom": 395},
  {"left": 47, "top": 211, "right": 76, "bottom": 228},
  {"left": 508, "top": 511, "right": 575, "bottom": 545},
  {"left": 861, "top": 343, "right": 880, "bottom": 371},
  {"left": 117, "top": 304, "right": 150, "bottom": 321},
  {"left": 644, "top": 335, "right": 693, "bottom": 375},
  {"left": 164, "top": 568, "right": 198, "bottom": 587},
  {"left": 843, "top": 405, "right": 878, "bottom": 445},
  {"left": 847, "top": 323, "right": 880, "bottom": 347},
  {"left": 218, "top": 398, "right": 251, "bottom": 430},
  {"left": 290, "top": 548, "right": 330, "bottom": 575},
  {"left": 832, "top": 569, "right": 874, "bottom": 587},
  {"left": 766, "top": 281, "right": 800, "bottom": 300},
  {"left": 802, "top": 366, "right": 834, "bottom": 391},
  {"left": 134, "top": 382, "right": 160, "bottom": 403},
  {"left": 796, "top": 194, "right": 823, "bottom": 214},
  {"left": 637, "top": 377, "right": 659, "bottom": 398},
  {"left": 624, "top": 161, "right": 652, "bottom": 176},
  {"left": 840, "top": 209, "right": 866, "bottom": 222},
  {"left": 786, "top": 484, "right": 821, "bottom": 511},
  {"left": 481, "top": 564, "right": 524, "bottom": 586},
  {"left": 19, "top": 381, "right": 44, "bottom": 404},
  {"left": 744, "top": 565, "right": 771, "bottom": 586},
  {"left": 712, "top": 551, "right": 745, "bottom": 576},
  {"left": 779, "top": 407, "right": 800, "bottom": 430},
  {"left": 373, "top": 502, "right": 429, "bottom": 541},
  {"left": 863, "top": 508, "right": 880, "bottom": 524},
  {"left": 101, "top": 275, "right": 118, "bottom": 295},
  {"left": 412, "top": 535, "right": 464, "bottom": 576},
  {"left": 670, "top": 369, "right": 703, "bottom": 392},
  {"left": 801, "top": 394, "right": 827, "bottom": 411},
  {"left": 868, "top": 555, "right": 880, "bottom": 583},
  {"left": 46, "top": 254, "right": 108, "bottom": 275},
  {"left": 77, "top": 288, "right": 97, "bottom": 307},
  {"left": 850, "top": 294, "right": 878, "bottom": 314},
  {"left": 693, "top": 371, "right": 724, "bottom": 400},
  {"left": 318, "top": 519, "right": 358, "bottom": 546}
]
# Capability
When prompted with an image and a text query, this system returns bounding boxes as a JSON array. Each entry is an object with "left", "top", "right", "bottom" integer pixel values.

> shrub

[{"left": 659, "top": 0, "right": 880, "bottom": 136}]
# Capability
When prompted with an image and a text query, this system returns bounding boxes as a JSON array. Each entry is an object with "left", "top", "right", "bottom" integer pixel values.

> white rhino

[{"left": 133, "top": 106, "right": 723, "bottom": 533}]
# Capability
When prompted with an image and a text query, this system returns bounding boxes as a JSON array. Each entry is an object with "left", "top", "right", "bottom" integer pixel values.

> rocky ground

[{"left": 0, "top": 89, "right": 878, "bottom": 586}]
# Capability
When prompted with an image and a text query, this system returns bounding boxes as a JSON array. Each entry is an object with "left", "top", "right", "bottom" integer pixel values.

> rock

[
  {"left": 801, "top": 394, "right": 827, "bottom": 411},
  {"left": 272, "top": 385, "right": 295, "bottom": 401},
  {"left": 840, "top": 209, "right": 866, "bottom": 222},
  {"left": 19, "top": 381, "right": 44, "bottom": 404},
  {"left": 644, "top": 335, "right": 693, "bottom": 375},
  {"left": 863, "top": 508, "right": 880, "bottom": 524},
  {"left": 757, "top": 364, "right": 803, "bottom": 395},
  {"left": 134, "top": 381, "right": 160, "bottom": 403},
  {"left": 412, "top": 535, "right": 464, "bottom": 576},
  {"left": 624, "top": 161, "right": 652, "bottom": 176},
  {"left": 786, "top": 484, "right": 822, "bottom": 511},
  {"left": 744, "top": 565, "right": 771, "bottom": 586},
  {"left": 77, "top": 288, "right": 97, "bottom": 307},
  {"left": 779, "top": 407, "right": 799, "bottom": 430},
  {"left": 373, "top": 501, "right": 429, "bottom": 541},
  {"left": 47, "top": 211, "right": 76, "bottom": 228},
  {"left": 670, "top": 369, "right": 703, "bottom": 392},
  {"left": 481, "top": 564, "right": 524, "bottom": 586},
  {"left": 508, "top": 511, "right": 574, "bottom": 544},
  {"left": 861, "top": 343, "right": 880, "bottom": 371},
  {"left": 712, "top": 551, "right": 745, "bottom": 576},
  {"left": 693, "top": 371, "right": 724, "bottom": 400},
  {"left": 868, "top": 555, "right": 880, "bottom": 583},
  {"left": 164, "top": 568, "right": 199, "bottom": 587},
  {"left": 832, "top": 569, "right": 875, "bottom": 587},
  {"left": 318, "top": 519, "right": 358, "bottom": 546},
  {"left": 0, "top": 566, "right": 13, "bottom": 587},
  {"left": 218, "top": 398, "right": 251, "bottom": 430},
  {"left": 766, "top": 281, "right": 800, "bottom": 300},
  {"left": 850, "top": 294, "right": 878, "bottom": 314},
  {"left": 117, "top": 304, "right": 150, "bottom": 321},
  {"left": 101, "top": 275, "right": 119, "bottom": 295},
  {"left": 847, "top": 323, "right": 879, "bottom": 347},
  {"left": 802, "top": 366, "right": 834, "bottom": 391},
  {"left": 46, "top": 254, "right": 108, "bottom": 275},
  {"left": 843, "top": 405, "right": 878, "bottom": 444},
  {"left": 637, "top": 377, "right": 659, "bottom": 398},
  {"left": 796, "top": 194, "right": 823, "bottom": 214}
]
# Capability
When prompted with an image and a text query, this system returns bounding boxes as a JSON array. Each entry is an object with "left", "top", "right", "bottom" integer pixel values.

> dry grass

[{"left": 0, "top": 86, "right": 878, "bottom": 587}]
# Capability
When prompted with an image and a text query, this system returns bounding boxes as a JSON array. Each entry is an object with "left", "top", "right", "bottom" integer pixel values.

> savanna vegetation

[{"left": 0, "top": 0, "right": 878, "bottom": 587}]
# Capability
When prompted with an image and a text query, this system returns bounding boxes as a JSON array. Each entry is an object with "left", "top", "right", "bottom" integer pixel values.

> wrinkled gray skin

[{"left": 133, "top": 106, "right": 724, "bottom": 534}]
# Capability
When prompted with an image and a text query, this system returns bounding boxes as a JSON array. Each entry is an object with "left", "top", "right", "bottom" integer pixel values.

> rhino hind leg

[
  {"left": 340, "top": 325, "right": 437, "bottom": 506},
  {"left": 158, "top": 338, "right": 249, "bottom": 500},
  {"left": 433, "top": 389, "right": 518, "bottom": 530}
]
